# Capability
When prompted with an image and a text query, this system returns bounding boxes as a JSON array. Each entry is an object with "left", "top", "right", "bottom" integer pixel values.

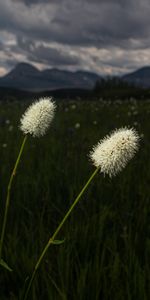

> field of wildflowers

[{"left": 0, "top": 97, "right": 149, "bottom": 299}]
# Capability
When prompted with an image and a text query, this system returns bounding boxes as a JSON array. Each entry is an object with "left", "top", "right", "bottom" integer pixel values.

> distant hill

[
  {"left": 122, "top": 66, "right": 150, "bottom": 87},
  {"left": 0, "top": 63, "right": 101, "bottom": 92},
  {"left": 1, "top": 63, "right": 150, "bottom": 94}
]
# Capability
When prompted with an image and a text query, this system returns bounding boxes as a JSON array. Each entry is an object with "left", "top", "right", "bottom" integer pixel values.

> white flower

[
  {"left": 75, "top": 122, "right": 80, "bottom": 129},
  {"left": 90, "top": 127, "right": 139, "bottom": 177},
  {"left": 2, "top": 143, "right": 7, "bottom": 148},
  {"left": 20, "top": 97, "right": 56, "bottom": 137}
]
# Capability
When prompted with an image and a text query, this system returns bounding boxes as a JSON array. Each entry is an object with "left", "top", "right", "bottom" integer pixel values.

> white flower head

[
  {"left": 20, "top": 97, "right": 56, "bottom": 137},
  {"left": 90, "top": 127, "right": 140, "bottom": 177}
]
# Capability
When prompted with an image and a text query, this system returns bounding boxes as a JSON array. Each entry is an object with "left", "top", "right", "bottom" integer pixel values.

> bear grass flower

[
  {"left": 20, "top": 97, "right": 56, "bottom": 137},
  {"left": 23, "top": 126, "right": 140, "bottom": 299},
  {"left": 90, "top": 127, "right": 139, "bottom": 177},
  {"left": 0, "top": 97, "right": 56, "bottom": 266}
]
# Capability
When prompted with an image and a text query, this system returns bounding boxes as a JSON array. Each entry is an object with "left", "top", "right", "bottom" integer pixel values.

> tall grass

[{"left": 0, "top": 98, "right": 149, "bottom": 299}]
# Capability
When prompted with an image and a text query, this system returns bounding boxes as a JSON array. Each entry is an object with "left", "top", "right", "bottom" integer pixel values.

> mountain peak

[
  {"left": 14, "top": 62, "right": 39, "bottom": 72},
  {"left": 0, "top": 62, "right": 101, "bottom": 91},
  {"left": 122, "top": 66, "right": 150, "bottom": 87}
]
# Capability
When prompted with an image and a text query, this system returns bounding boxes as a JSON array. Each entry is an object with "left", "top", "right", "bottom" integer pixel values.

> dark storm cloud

[
  {"left": 0, "top": 0, "right": 150, "bottom": 47},
  {"left": 28, "top": 46, "right": 79, "bottom": 66},
  {"left": 22, "top": 0, "right": 52, "bottom": 5},
  {"left": 17, "top": 37, "right": 79, "bottom": 66},
  {"left": 0, "top": 41, "right": 4, "bottom": 51},
  {"left": 0, "top": 0, "right": 150, "bottom": 74},
  {"left": 14, "top": 0, "right": 62, "bottom": 4}
]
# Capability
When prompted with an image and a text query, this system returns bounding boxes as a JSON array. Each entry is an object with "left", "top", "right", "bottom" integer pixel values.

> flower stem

[
  {"left": 23, "top": 166, "right": 100, "bottom": 300},
  {"left": 0, "top": 135, "right": 27, "bottom": 259}
]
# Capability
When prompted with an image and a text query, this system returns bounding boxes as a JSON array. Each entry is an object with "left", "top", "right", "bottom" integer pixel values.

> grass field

[{"left": 0, "top": 98, "right": 150, "bottom": 299}]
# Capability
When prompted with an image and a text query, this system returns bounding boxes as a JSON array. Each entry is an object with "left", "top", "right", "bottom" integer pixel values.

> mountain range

[
  {"left": 0, "top": 63, "right": 150, "bottom": 91},
  {"left": 122, "top": 66, "right": 150, "bottom": 88},
  {"left": 0, "top": 63, "right": 100, "bottom": 92}
]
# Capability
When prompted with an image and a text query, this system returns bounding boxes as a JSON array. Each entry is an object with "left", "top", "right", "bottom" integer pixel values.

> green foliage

[
  {"left": 0, "top": 259, "right": 12, "bottom": 272},
  {"left": 0, "top": 98, "right": 149, "bottom": 299},
  {"left": 93, "top": 77, "right": 150, "bottom": 99}
]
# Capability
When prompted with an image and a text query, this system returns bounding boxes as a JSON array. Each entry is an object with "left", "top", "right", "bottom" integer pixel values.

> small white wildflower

[
  {"left": 5, "top": 119, "right": 10, "bottom": 125},
  {"left": 93, "top": 120, "right": 97, "bottom": 125},
  {"left": 20, "top": 97, "right": 56, "bottom": 137},
  {"left": 71, "top": 104, "right": 76, "bottom": 110},
  {"left": 75, "top": 123, "right": 80, "bottom": 129},
  {"left": 8, "top": 125, "right": 13, "bottom": 132},
  {"left": 2, "top": 143, "right": 7, "bottom": 148},
  {"left": 90, "top": 127, "right": 139, "bottom": 177}
]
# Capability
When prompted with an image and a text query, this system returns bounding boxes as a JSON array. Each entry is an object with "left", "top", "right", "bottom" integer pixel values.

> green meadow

[{"left": 0, "top": 98, "right": 150, "bottom": 299}]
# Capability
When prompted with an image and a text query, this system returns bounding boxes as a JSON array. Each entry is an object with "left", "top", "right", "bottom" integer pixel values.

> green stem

[
  {"left": 0, "top": 135, "right": 27, "bottom": 259},
  {"left": 23, "top": 166, "right": 100, "bottom": 300}
]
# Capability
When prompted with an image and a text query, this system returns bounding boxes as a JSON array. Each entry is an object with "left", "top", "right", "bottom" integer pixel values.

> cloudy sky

[{"left": 0, "top": 0, "right": 150, "bottom": 76}]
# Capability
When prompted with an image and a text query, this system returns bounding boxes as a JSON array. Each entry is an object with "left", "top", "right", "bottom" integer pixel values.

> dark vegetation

[
  {"left": 0, "top": 77, "right": 150, "bottom": 101},
  {"left": 94, "top": 77, "right": 150, "bottom": 99},
  {"left": 0, "top": 97, "right": 149, "bottom": 299}
]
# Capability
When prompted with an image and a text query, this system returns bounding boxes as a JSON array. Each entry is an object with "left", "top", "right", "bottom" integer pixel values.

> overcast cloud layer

[{"left": 0, "top": 0, "right": 150, "bottom": 76}]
